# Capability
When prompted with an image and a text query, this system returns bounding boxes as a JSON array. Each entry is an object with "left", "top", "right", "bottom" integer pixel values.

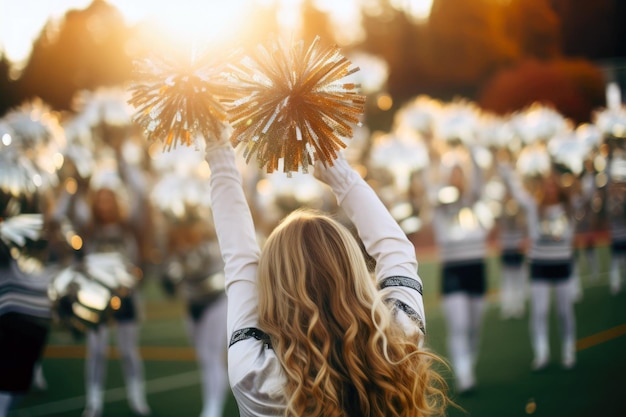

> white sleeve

[
  {"left": 498, "top": 163, "right": 539, "bottom": 239},
  {"left": 206, "top": 146, "right": 261, "bottom": 337},
  {"left": 468, "top": 145, "right": 486, "bottom": 203},
  {"left": 316, "top": 158, "right": 425, "bottom": 334},
  {"left": 572, "top": 171, "right": 596, "bottom": 212},
  {"left": 498, "top": 163, "right": 535, "bottom": 210}
]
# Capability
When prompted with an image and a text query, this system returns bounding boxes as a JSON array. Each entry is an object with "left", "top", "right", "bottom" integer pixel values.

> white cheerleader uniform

[
  {"left": 500, "top": 165, "right": 579, "bottom": 370},
  {"left": 206, "top": 146, "right": 426, "bottom": 416}
]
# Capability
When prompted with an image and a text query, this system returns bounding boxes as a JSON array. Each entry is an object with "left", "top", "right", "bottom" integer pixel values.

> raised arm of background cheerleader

[
  {"left": 314, "top": 156, "right": 425, "bottom": 334},
  {"left": 468, "top": 145, "right": 486, "bottom": 204},
  {"left": 498, "top": 162, "right": 536, "bottom": 212},
  {"left": 571, "top": 169, "right": 597, "bottom": 212},
  {"left": 497, "top": 161, "right": 540, "bottom": 239},
  {"left": 205, "top": 143, "right": 261, "bottom": 337}
]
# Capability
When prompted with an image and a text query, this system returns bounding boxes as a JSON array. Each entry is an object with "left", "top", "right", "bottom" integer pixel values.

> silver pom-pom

[
  {"left": 3, "top": 99, "right": 65, "bottom": 191},
  {"left": 511, "top": 103, "right": 568, "bottom": 145}
]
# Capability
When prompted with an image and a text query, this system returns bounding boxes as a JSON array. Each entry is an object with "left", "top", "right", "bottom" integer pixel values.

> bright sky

[
  {"left": 0, "top": 0, "right": 101, "bottom": 64},
  {"left": 0, "top": 0, "right": 432, "bottom": 68},
  {"left": 0, "top": 0, "right": 252, "bottom": 66}
]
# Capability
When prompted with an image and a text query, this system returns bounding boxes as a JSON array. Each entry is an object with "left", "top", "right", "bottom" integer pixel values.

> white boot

[
  {"left": 127, "top": 378, "right": 151, "bottom": 416},
  {"left": 82, "top": 384, "right": 103, "bottom": 417},
  {"left": 531, "top": 339, "right": 550, "bottom": 371},
  {"left": 610, "top": 265, "right": 622, "bottom": 295},
  {"left": 562, "top": 339, "right": 577, "bottom": 370},
  {"left": 32, "top": 363, "right": 48, "bottom": 391},
  {"left": 200, "top": 402, "right": 224, "bottom": 417},
  {"left": 455, "top": 355, "right": 476, "bottom": 394}
]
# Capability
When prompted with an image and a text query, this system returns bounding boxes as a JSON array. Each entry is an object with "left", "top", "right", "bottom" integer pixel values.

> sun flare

[
  {"left": 0, "top": 0, "right": 433, "bottom": 71},
  {"left": 117, "top": 0, "right": 250, "bottom": 53},
  {"left": 148, "top": 1, "right": 247, "bottom": 42}
]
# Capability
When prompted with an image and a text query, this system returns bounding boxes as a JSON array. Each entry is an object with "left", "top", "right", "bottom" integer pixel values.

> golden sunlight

[
  {"left": 0, "top": 0, "right": 431, "bottom": 69},
  {"left": 391, "top": 0, "right": 433, "bottom": 22},
  {"left": 117, "top": 0, "right": 250, "bottom": 49}
]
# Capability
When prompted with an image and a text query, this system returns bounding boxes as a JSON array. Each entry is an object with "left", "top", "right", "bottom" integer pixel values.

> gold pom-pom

[
  {"left": 128, "top": 51, "right": 230, "bottom": 150},
  {"left": 226, "top": 36, "right": 366, "bottom": 173}
]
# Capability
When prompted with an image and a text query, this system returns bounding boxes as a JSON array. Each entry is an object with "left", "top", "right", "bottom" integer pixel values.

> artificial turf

[{"left": 8, "top": 246, "right": 626, "bottom": 417}]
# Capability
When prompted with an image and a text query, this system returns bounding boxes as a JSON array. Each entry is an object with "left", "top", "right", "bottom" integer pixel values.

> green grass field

[{"left": 8, "top": 246, "right": 626, "bottom": 417}]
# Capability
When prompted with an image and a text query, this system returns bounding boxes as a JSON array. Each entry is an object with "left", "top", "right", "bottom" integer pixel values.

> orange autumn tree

[{"left": 478, "top": 58, "right": 605, "bottom": 124}]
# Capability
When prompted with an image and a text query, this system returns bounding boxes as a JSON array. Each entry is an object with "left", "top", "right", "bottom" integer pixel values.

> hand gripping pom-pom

[
  {"left": 128, "top": 51, "right": 231, "bottom": 150},
  {"left": 226, "top": 36, "right": 366, "bottom": 174}
]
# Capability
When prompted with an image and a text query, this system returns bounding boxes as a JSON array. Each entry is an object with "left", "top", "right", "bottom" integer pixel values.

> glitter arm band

[{"left": 315, "top": 157, "right": 426, "bottom": 332}]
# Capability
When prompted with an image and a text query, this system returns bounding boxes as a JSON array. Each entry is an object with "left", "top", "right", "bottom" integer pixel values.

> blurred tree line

[{"left": 0, "top": 0, "right": 623, "bottom": 128}]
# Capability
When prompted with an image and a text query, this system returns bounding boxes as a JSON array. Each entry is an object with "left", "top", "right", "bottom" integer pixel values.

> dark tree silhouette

[
  {"left": 356, "top": 0, "right": 566, "bottom": 106},
  {"left": 505, "top": 0, "right": 561, "bottom": 60},
  {"left": 418, "top": 0, "right": 519, "bottom": 87},
  {"left": 358, "top": 1, "right": 425, "bottom": 101},
  {"left": 16, "top": 0, "right": 134, "bottom": 110},
  {"left": 0, "top": 55, "right": 17, "bottom": 116},
  {"left": 551, "top": 0, "right": 619, "bottom": 60}
]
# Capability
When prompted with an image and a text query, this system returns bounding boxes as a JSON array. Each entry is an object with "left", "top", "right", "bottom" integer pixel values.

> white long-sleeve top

[
  {"left": 606, "top": 158, "right": 626, "bottom": 242},
  {"left": 499, "top": 165, "right": 578, "bottom": 263},
  {"left": 431, "top": 200, "right": 490, "bottom": 263},
  {"left": 607, "top": 188, "right": 626, "bottom": 242},
  {"left": 429, "top": 146, "right": 491, "bottom": 263},
  {"left": 206, "top": 146, "right": 425, "bottom": 417},
  {"left": 499, "top": 208, "right": 527, "bottom": 253}
]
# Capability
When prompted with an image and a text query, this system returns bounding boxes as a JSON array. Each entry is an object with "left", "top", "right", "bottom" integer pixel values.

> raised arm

[
  {"left": 468, "top": 145, "right": 486, "bottom": 203},
  {"left": 205, "top": 144, "right": 261, "bottom": 336},
  {"left": 497, "top": 161, "right": 540, "bottom": 240},
  {"left": 498, "top": 161, "right": 536, "bottom": 212},
  {"left": 315, "top": 157, "right": 425, "bottom": 334}
]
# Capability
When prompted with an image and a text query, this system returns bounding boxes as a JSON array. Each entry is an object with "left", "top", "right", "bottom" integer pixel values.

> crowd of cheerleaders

[{"left": 1, "top": 87, "right": 626, "bottom": 414}]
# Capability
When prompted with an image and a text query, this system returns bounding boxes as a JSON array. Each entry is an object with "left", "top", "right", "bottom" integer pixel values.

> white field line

[{"left": 9, "top": 369, "right": 201, "bottom": 416}]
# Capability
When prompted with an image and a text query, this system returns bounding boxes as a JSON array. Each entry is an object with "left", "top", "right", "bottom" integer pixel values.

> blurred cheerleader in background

[
  {"left": 151, "top": 142, "right": 229, "bottom": 417},
  {"left": 48, "top": 88, "right": 153, "bottom": 417},
  {"left": 594, "top": 84, "right": 626, "bottom": 295},
  {"left": 480, "top": 113, "right": 529, "bottom": 320},
  {"left": 570, "top": 123, "right": 603, "bottom": 296},
  {"left": 77, "top": 163, "right": 150, "bottom": 417},
  {"left": 429, "top": 101, "right": 495, "bottom": 394},
  {"left": 499, "top": 108, "right": 591, "bottom": 370},
  {"left": 0, "top": 101, "right": 66, "bottom": 416}
]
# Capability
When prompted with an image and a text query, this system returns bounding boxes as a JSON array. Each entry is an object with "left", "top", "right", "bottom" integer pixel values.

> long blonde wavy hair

[{"left": 257, "top": 209, "right": 449, "bottom": 417}]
